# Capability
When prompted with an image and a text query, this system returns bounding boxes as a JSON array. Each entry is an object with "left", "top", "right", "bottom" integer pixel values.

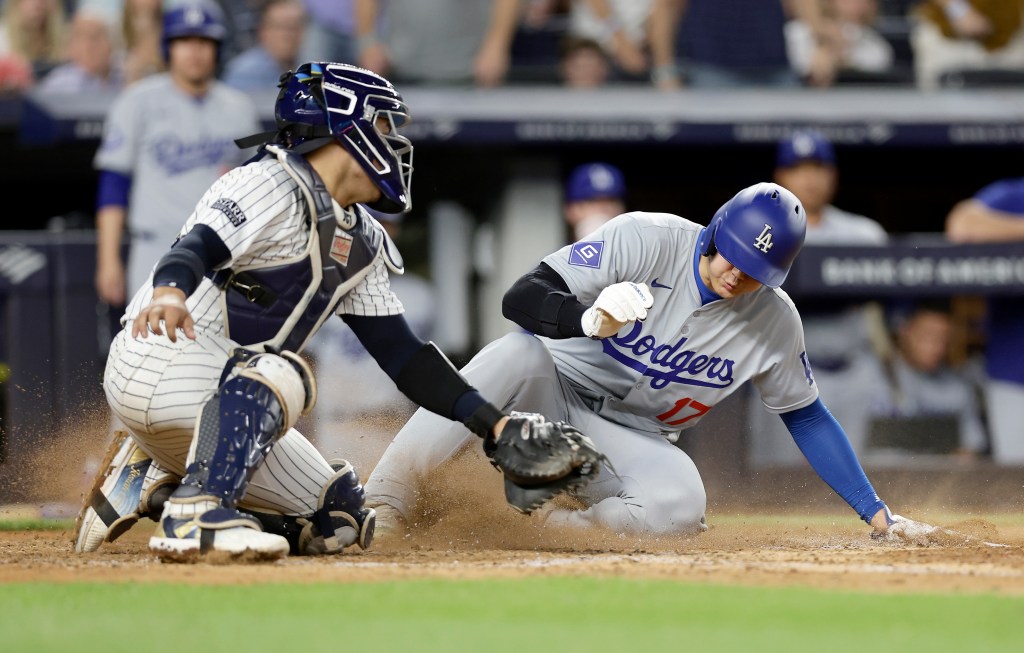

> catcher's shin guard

[
  {"left": 248, "top": 460, "right": 375, "bottom": 555},
  {"left": 74, "top": 430, "right": 179, "bottom": 553},
  {"left": 174, "top": 351, "right": 311, "bottom": 508},
  {"left": 151, "top": 352, "right": 309, "bottom": 560}
]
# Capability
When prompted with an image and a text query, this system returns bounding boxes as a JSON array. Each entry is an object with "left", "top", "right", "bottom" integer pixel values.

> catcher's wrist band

[{"left": 464, "top": 402, "right": 505, "bottom": 444}]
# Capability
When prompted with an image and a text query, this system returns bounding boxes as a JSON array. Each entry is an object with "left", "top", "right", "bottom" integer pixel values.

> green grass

[
  {"left": 1, "top": 579, "right": 1021, "bottom": 653},
  {"left": 0, "top": 518, "right": 73, "bottom": 532}
]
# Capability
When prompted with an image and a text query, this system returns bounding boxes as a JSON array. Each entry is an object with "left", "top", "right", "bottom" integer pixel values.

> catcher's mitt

[{"left": 483, "top": 411, "right": 609, "bottom": 514}]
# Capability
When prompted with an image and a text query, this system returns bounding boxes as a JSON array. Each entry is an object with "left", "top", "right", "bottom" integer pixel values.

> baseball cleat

[
  {"left": 149, "top": 505, "right": 289, "bottom": 562},
  {"left": 74, "top": 430, "right": 178, "bottom": 553},
  {"left": 366, "top": 502, "right": 407, "bottom": 542}
]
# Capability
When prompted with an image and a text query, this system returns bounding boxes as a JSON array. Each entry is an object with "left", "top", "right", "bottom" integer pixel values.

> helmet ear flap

[{"left": 701, "top": 224, "right": 718, "bottom": 258}]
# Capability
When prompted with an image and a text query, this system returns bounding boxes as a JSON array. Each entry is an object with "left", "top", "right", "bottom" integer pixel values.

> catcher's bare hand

[
  {"left": 484, "top": 411, "right": 608, "bottom": 514},
  {"left": 132, "top": 287, "right": 196, "bottom": 342}
]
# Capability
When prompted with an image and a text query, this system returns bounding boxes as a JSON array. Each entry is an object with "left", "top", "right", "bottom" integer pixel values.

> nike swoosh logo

[{"left": 650, "top": 278, "right": 673, "bottom": 290}]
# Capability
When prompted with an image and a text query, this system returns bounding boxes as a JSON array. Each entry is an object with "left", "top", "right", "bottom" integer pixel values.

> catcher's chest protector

[{"left": 207, "top": 147, "right": 400, "bottom": 353}]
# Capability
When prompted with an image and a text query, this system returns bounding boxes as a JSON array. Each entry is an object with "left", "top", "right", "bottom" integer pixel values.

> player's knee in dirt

[
  {"left": 644, "top": 483, "right": 707, "bottom": 535},
  {"left": 596, "top": 479, "right": 706, "bottom": 536}
]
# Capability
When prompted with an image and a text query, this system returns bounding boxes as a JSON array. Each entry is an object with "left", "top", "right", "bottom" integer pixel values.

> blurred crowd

[
  {"left": 3, "top": 0, "right": 1024, "bottom": 93},
  {"left": 3, "top": 0, "right": 1022, "bottom": 472}
]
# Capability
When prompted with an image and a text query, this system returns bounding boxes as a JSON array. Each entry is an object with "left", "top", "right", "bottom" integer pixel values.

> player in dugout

[{"left": 365, "top": 182, "right": 939, "bottom": 543}]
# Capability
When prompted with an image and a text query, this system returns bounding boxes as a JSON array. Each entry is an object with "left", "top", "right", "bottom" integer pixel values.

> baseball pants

[
  {"left": 103, "top": 328, "right": 334, "bottom": 516},
  {"left": 365, "top": 332, "right": 708, "bottom": 535}
]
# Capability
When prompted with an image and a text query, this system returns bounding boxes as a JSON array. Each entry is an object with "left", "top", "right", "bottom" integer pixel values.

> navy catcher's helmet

[
  {"left": 697, "top": 182, "right": 806, "bottom": 288},
  {"left": 161, "top": 1, "right": 227, "bottom": 61},
  {"left": 268, "top": 62, "right": 413, "bottom": 213}
]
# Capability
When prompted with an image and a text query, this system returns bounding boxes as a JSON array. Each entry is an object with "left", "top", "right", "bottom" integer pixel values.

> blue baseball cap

[
  {"left": 776, "top": 130, "right": 836, "bottom": 168},
  {"left": 565, "top": 162, "right": 626, "bottom": 202}
]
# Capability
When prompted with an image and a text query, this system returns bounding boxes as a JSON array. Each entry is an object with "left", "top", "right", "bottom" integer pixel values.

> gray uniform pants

[{"left": 365, "top": 332, "right": 708, "bottom": 535}]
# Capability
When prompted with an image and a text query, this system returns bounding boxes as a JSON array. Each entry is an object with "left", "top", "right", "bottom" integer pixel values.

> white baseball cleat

[
  {"left": 75, "top": 430, "right": 178, "bottom": 553},
  {"left": 149, "top": 502, "right": 289, "bottom": 562}
]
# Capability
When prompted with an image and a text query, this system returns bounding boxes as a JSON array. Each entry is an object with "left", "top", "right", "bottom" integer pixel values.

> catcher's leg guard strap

[
  {"left": 249, "top": 460, "right": 375, "bottom": 554},
  {"left": 311, "top": 460, "right": 375, "bottom": 553},
  {"left": 178, "top": 371, "right": 290, "bottom": 508}
]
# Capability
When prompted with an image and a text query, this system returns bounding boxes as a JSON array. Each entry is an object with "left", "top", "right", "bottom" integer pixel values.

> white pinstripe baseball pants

[{"left": 103, "top": 329, "right": 333, "bottom": 516}]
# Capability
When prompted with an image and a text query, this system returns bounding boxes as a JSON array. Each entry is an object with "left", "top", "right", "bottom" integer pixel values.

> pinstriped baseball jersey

[
  {"left": 105, "top": 147, "right": 407, "bottom": 515},
  {"left": 122, "top": 146, "right": 406, "bottom": 353},
  {"left": 542, "top": 211, "right": 818, "bottom": 440}
]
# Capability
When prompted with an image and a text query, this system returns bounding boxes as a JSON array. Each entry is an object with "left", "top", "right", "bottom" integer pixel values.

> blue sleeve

[
  {"left": 780, "top": 398, "right": 887, "bottom": 523},
  {"left": 96, "top": 170, "right": 131, "bottom": 210}
]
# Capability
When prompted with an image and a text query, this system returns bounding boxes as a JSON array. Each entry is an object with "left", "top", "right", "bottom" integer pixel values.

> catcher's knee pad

[
  {"left": 176, "top": 351, "right": 310, "bottom": 508},
  {"left": 74, "top": 431, "right": 179, "bottom": 553},
  {"left": 247, "top": 460, "right": 375, "bottom": 555},
  {"left": 228, "top": 349, "right": 316, "bottom": 431}
]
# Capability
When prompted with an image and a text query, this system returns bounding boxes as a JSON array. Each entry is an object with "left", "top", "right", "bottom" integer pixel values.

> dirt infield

[
  {"left": 2, "top": 413, "right": 1023, "bottom": 594},
  {"left": 2, "top": 513, "right": 1023, "bottom": 594}
]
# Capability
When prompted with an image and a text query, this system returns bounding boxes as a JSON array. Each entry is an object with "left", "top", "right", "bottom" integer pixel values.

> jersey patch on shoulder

[
  {"left": 568, "top": 241, "right": 604, "bottom": 268},
  {"left": 212, "top": 198, "right": 247, "bottom": 227},
  {"left": 799, "top": 351, "right": 815, "bottom": 387}
]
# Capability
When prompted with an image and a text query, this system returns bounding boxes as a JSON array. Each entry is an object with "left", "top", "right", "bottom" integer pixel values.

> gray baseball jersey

[
  {"left": 365, "top": 211, "right": 818, "bottom": 534},
  {"left": 542, "top": 211, "right": 818, "bottom": 440},
  {"left": 94, "top": 73, "right": 260, "bottom": 293}
]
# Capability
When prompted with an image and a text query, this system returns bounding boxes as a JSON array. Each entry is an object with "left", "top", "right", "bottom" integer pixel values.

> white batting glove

[
  {"left": 581, "top": 282, "right": 655, "bottom": 339},
  {"left": 870, "top": 513, "right": 940, "bottom": 546}
]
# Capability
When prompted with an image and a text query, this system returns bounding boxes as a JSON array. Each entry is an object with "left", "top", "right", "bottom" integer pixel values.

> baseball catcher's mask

[{"left": 236, "top": 62, "right": 414, "bottom": 213}]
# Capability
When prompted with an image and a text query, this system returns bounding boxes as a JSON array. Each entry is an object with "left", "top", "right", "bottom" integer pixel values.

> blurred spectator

[
  {"left": 750, "top": 129, "right": 890, "bottom": 466},
  {"left": 298, "top": 0, "right": 358, "bottom": 64},
  {"left": 785, "top": 0, "right": 896, "bottom": 83},
  {"left": 0, "top": 0, "right": 68, "bottom": 86},
  {"left": 563, "top": 161, "right": 626, "bottom": 241},
  {"left": 559, "top": 36, "right": 611, "bottom": 87},
  {"left": 869, "top": 299, "right": 988, "bottom": 458},
  {"left": 37, "top": 7, "right": 123, "bottom": 93},
  {"left": 910, "top": 0, "right": 1024, "bottom": 90},
  {"left": 303, "top": 208, "right": 438, "bottom": 470},
  {"left": 566, "top": 0, "right": 653, "bottom": 80},
  {"left": 945, "top": 177, "right": 1024, "bottom": 464},
  {"left": 355, "top": 0, "right": 522, "bottom": 87},
  {"left": 649, "top": 0, "right": 835, "bottom": 89},
  {"left": 92, "top": 0, "right": 259, "bottom": 310},
  {"left": 223, "top": 0, "right": 306, "bottom": 90},
  {"left": 213, "top": 0, "right": 265, "bottom": 62},
  {"left": 118, "top": 0, "right": 165, "bottom": 84}
]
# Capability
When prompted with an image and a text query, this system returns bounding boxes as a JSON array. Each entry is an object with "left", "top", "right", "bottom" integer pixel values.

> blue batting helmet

[
  {"left": 565, "top": 162, "right": 626, "bottom": 203},
  {"left": 776, "top": 129, "right": 836, "bottom": 168},
  {"left": 697, "top": 182, "right": 806, "bottom": 288},
  {"left": 272, "top": 62, "right": 413, "bottom": 213},
  {"left": 161, "top": 1, "right": 227, "bottom": 61}
]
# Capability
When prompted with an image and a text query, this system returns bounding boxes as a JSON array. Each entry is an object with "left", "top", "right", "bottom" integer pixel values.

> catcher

[{"left": 75, "top": 62, "right": 605, "bottom": 561}]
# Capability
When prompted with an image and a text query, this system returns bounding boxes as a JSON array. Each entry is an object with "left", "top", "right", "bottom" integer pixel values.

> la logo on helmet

[{"left": 754, "top": 224, "right": 774, "bottom": 253}]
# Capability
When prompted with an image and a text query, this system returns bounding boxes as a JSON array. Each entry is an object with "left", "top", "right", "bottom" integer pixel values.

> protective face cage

[{"left": 237, "top": 62, "right": 414, "bottom": 213}]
